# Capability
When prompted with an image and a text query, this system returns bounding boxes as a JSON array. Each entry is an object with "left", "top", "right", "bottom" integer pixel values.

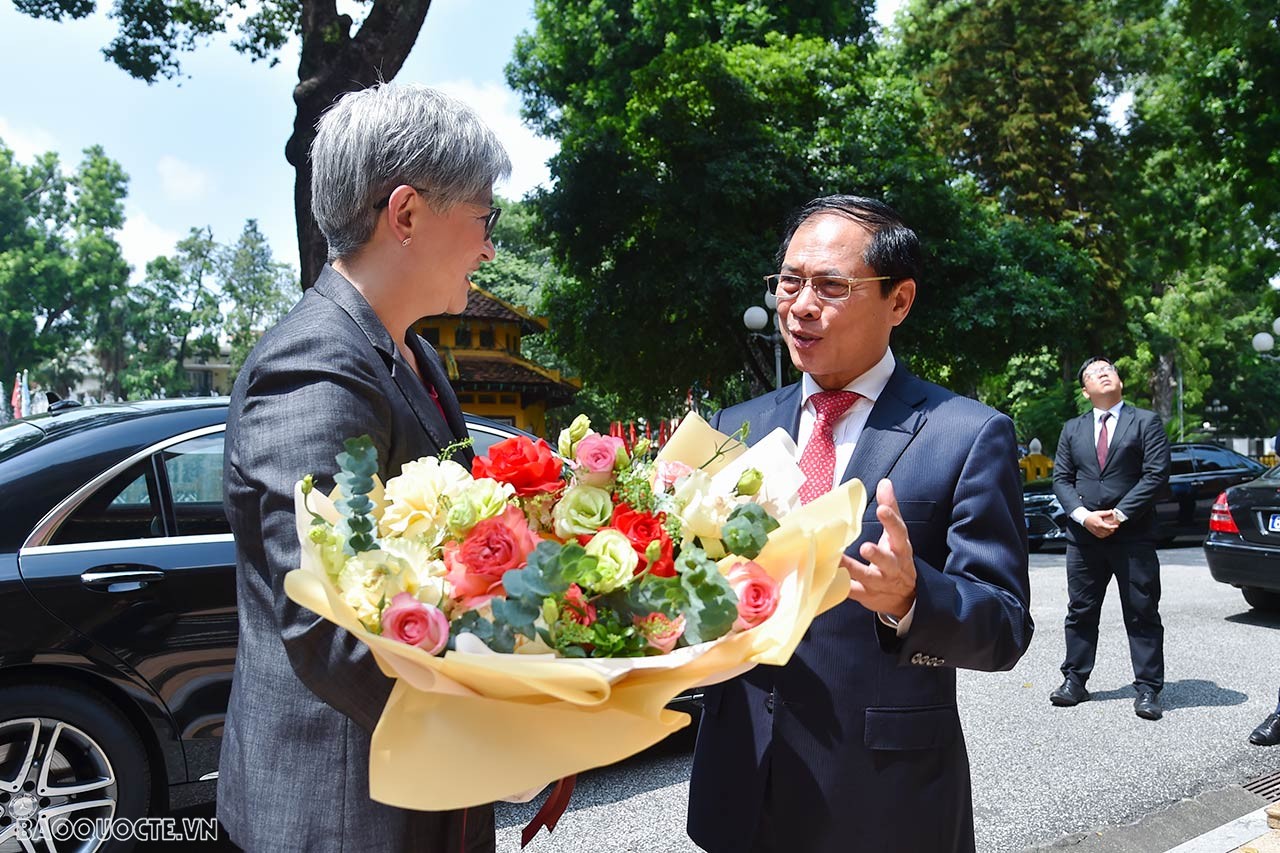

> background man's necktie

[
  {"left": 798, "top": 390, "right": 861, "bottom": 504},
  {"left": 1097, "top": 412, "right": 1111, "bottom": 470}
]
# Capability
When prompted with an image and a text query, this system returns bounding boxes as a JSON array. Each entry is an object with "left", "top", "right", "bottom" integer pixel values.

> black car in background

[
  {"left": 1023, "top": 442, "right": 1268, "bottom": 550},
  {"left": 0, "top": 399, "right": 533, "bottom": 851},
  {"left": 1203, "top": 465, "right": 1280, "bottom": 611},
  {"left": 1023, "top": 480, "right": 1068, "bottom": 552}
]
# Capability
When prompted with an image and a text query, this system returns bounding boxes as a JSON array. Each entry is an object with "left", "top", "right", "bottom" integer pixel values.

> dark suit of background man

[
  {"left": 685, "top": 196, "right": 1033, "bottom": 853},
  {"left": 1050, "top": 357, "right": 1171, "bottom": 720}
]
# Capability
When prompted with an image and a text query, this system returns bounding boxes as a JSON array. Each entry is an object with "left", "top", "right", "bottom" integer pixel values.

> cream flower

[
  {"left": 379, "top": 457, "right": 473, "bottom": 539},
  {"left": 337, "top": 549, "right": 412, "bottom": 632},
  {"left": 378, "top": 539, "right": 451, "bottom": 608}
]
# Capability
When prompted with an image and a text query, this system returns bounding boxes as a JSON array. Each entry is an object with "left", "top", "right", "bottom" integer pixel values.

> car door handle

[{"left": 80, "top": 566, "right": 166, "bottom": 591}]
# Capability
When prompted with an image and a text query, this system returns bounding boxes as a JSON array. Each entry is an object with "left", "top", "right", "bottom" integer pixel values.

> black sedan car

[
  {"left": 1203, "top": 465, "right": 1280, "bottom": 611},
  {"left": 1023, "top": 442, "right": 1268, "bottom": 549},
  {"left": 0, "top": 399, "right": 535, "bottom": 851}
]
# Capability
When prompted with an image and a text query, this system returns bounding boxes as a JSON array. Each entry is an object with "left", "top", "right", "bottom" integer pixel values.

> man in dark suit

[
  {"left": 686, "top": 196, "right": 1033, "bottom": 853},
  {"left": 1050, "top": 357, "right": 1171, "bottom": 720},
  {"left": 219, "top": 84, "right": 508, "bottom": 851}
]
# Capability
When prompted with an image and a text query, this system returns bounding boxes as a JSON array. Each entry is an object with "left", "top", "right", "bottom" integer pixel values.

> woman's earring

[{"left": 402, "top": 237, "right": 412, "bottom": 247}]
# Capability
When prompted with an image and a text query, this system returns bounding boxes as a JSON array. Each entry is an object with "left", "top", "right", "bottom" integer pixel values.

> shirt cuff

[
  {"left": 1113, "top": 508, "right": 1128, "bottom": 523},
  {"left": 1070, "top": 506, "right": 1090, "bottom": 525},
  {"left": 878, "top": 601, "right": 916, "bottom": 637}
]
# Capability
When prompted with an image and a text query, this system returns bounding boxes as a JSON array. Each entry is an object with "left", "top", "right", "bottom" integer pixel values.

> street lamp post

[
  {"left": 743, "top": 293, "right": 784, "bottom": 390},
  {"left": 1251, "top": 316, "right": 1280, "bottom": 362}
]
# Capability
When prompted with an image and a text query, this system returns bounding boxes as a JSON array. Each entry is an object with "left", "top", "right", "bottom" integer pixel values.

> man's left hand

[{"left": 845, "top": 478, "right": 917, "bottom": 620}]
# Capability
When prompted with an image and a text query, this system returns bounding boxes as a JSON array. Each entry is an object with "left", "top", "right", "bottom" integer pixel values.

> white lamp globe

[
  {"left": 1253, "top": 331, "right": 1276, "bottom": 354},
  {"left": 743, "top": 305, "right": 769, "bottom": 331}
]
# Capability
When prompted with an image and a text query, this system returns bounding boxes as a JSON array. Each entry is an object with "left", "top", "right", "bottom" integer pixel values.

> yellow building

[{"left": 414, "top": 285, "right": 579, "bottom": 437}]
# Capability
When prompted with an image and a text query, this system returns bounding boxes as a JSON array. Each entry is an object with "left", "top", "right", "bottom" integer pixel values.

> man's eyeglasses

[
  {"left": 1083, "top": 364, "right": 1118, "bottom": 380},
  {"left": 374, "top": 186, "right": 502, "bottom": 241},
  {"left": 764, "top": 273, "right": 891, "bottom": 302}
]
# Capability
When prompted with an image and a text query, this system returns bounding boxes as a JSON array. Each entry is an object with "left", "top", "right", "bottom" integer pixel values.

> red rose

[
  {"left": 445, "top": 505, "right": 539, "bottom": 609},
  {"left": 610, "top": 503, "right": 675, "bottom": 578},
  {"left": 472, "top": 436, "right": 565, "bottom": 497}
]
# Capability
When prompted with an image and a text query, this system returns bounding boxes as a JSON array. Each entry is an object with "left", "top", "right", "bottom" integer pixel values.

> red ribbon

[{"left": 520, "top": 775, "right": 577, "bottom": 848}]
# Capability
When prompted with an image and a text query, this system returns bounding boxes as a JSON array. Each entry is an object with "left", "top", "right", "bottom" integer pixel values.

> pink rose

[
  {"left": 445, "top": 505, "right": 539, "bottom": 610},
  {"left": 634, "top": 612, "right": 686, "bottom": 653},
  {"left": 726, "top": 561, "right": 780, "bottom": 632},
  {"left": 654, "top": 460, "right": 694, "bottom": 492},
  {"left": 381, "top": 592, "right": 450, "bottom": 654},
  {"left": 573, "top": 433, "right": 625, "bottom": 486},
  {"left": 562, "top": 584, "right": 597, "bottom": 626}
]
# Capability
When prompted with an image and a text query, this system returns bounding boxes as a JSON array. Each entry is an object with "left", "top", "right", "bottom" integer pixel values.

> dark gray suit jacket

[
  {"left": 218, "top": 266, "right": 491, "bottom": 852},
  {"left": 687, "top": 362, "right": 1033, "bottom": 853},
  {"left": 1053, "top": 403, "right": 1170, "bottom": 544}
]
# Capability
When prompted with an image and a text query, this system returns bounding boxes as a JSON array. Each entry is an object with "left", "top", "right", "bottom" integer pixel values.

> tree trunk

[
  {"left": 1151, "top": 350, "right": 1176, "bottom": 424},
  {"left": 290, "top": 0, "right": 434, "bottom": 290}
]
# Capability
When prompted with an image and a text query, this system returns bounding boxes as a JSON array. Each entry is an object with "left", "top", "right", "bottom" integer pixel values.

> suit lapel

[
  {"left": 312, "top": 265, "right": 456, "bottom": 454},
  {"left": 407, "top": 334, "right": 474, "bottom": 464},
  {"left": 1100, "top": 405, "right": 1134, "bottom": 472},
  {"left": 841, "top": 362, "right": 928, "bottom": 491},
  {"left": 751, "top": 384, "right": 804, "bottom": 445},
  {"left": 1077, "top": 415, "right": 1099, "bottom": 475}
]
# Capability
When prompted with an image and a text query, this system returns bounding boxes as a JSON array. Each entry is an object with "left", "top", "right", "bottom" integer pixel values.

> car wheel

[
  {"left": 0, "top": 684, "right": 150, "bottom": 853},
  {"left": 1242, "top": 587, "right": 1280, "bottom": 612}
]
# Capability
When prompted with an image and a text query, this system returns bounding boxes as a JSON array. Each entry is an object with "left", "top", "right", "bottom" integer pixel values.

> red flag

[{"left": 10, "top": 374, "right": 21, "bottom": 418}]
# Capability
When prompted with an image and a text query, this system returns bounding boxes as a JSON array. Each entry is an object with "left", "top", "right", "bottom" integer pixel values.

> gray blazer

[{"left": 217, "top": 266, "right": 493, "bottom": 852}]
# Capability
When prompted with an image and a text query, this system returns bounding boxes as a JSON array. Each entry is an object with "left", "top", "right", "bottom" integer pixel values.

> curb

[{"left": 1163, "top": 805, "right": 1275, "bottom": 852}]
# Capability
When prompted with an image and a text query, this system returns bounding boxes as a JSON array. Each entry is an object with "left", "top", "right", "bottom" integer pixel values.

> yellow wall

[
  {"left": 416, "top": 313, "right": 562, "bottom": 437},
  {"left": 455, "top": 392, "right": 547, "bottom": 436}
]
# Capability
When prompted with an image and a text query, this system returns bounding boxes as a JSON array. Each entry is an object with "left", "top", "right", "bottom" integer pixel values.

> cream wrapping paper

[{"left": 283, "top": 412, "right": 865, "bottom": 810}]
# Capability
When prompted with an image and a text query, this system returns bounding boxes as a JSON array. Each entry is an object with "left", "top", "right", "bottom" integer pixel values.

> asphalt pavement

[{"left": 494, "top": 544, "right": 1280, "bottom": 852}]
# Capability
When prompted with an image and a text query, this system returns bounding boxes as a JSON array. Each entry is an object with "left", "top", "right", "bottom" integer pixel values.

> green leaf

[
  {"left": 334, "top": 435, "right": 378, "bottom": 554},
  {"left": 672, "top": 546, "right": 739, "bottom": 645},
  {"left": 720, "top": 502, "right": 780, "bottom": 560}
]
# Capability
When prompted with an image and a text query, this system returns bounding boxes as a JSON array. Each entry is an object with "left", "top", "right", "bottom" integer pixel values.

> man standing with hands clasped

[
  {"left": 686, "top": 195, "right": 1033, "bottom": 853},
  {"left": 1050, "top": 357, "right": 1171, "bottom": 720}
]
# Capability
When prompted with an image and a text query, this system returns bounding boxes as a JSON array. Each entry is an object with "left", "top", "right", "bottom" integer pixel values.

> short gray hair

[{"left": 310, "top": 83, "right": 512, "bottom": 260}]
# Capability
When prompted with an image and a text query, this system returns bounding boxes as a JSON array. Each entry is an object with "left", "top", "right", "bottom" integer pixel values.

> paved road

[{"left": 493, "top": 545, "right": 1280, "bottom": 852}]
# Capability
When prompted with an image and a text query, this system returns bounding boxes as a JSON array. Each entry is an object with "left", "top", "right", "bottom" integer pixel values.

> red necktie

[
  {"left": 798, "top": 391, "right": 861, "bottom": 504},
  {"left": 1097, "top": 412, "right": 1111, "bottom": 469}
]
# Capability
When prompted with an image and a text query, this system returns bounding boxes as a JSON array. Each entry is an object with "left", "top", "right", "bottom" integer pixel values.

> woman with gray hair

[{"left": 218, "top": 82, "right": 509, "bottom": 853}]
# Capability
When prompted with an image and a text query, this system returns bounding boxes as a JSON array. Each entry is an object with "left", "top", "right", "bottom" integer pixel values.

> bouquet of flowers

[{"left": 284, "top": 412, "right": 865, "bottom": 813}]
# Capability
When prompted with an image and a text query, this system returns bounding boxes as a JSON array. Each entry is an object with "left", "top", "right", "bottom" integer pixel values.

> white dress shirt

[
  {"left": 1069, "top": 401, "right": 1127, "bottom": 526},
  {"left": 797, "top": 348, "right": 914, "bottom": 633}
]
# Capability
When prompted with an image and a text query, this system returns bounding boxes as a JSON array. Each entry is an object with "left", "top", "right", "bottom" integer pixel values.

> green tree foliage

[
  {"left": 1109, "top": 0, "right": 1280, "bottom": 428},
  {"left": 14, "top": 0, "right": 436, "bottom": 287},
  {"left": 509, "top": 2, "right": 1087, "bottom": 407},
  {"left": 0, "top": 140, "right": 129, "bottom": 389},
  {"left": 220, "top": 219, "right": 297, "bottom": 375},
  {"left": 115, "top": 227, "right": 223, "bottom": 398}
]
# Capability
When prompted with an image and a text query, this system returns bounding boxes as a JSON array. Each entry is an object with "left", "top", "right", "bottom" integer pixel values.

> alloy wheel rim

[{"left": 0, "top": 718, "right": 118, "bottom": 853}]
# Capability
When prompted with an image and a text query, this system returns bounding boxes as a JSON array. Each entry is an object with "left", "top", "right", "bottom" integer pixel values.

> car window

[
  {"left": 50, "top": 460, "right": 163, "bottom": 545},
  {"left": 1193, "top": 447, "right": 1246, "bottom": 472},
  {"left": 162, "top": 433, "right": 230, "bottom": 537},
  {"left": 468, "top": 425, "right": 510, "bottom": 458},
  {"left": 1170, "top": 452, "right": 1195, "bottom": 476}
]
